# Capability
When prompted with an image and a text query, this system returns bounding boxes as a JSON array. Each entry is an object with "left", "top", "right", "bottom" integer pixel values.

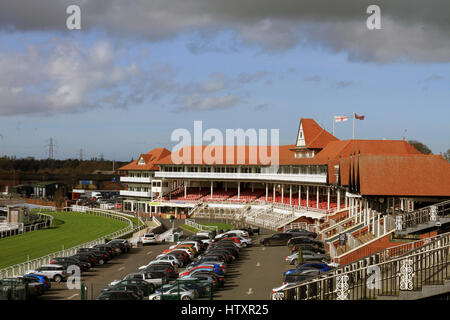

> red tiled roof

[
  {"left": 357, "top": 154, "right": 450, "bottom": 196},
  {"left": 295, "top": 118, "right": 339, "bottom": 149},
  {"left": 119, "top": 148, "right": 171, "bottom": 171},
  {"left": 156, "top": 145, "right": 287, "bottom": 166},
  {"left": 316, "top": 140, "right": 421, "bottom": 160}
]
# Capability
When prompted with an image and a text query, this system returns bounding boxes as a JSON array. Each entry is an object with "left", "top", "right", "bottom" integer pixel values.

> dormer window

[{"left": 138, "top": 157, "right": 146, "bottom": 165}]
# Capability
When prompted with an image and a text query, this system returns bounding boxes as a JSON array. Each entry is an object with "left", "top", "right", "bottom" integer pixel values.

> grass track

[{"left": 0, "top": 211, "right": 128, "bottom": 269}]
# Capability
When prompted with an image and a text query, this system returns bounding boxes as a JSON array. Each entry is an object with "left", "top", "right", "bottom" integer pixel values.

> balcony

[
  {"left": 120, "top": 176, "right": 152, "bottom": 183},
  {"left": 154, "top": 171, "right": 327, "bottom": 184},
  {"left": 120, "top": 190, "right": 152, "bottom": 197}
]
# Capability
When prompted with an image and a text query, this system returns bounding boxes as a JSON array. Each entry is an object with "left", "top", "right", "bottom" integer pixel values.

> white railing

[
  {"left": 0, "top": 207, "right": 144, "bottom": 280},
  {"left": 120, "top": 176, "right": 152, "bottom": 183},
  {"left": 120, "top": 190, "right": 152, "bottom": 197},
  {"left": 155, "top": 171, "right": 327, "bottom": 184},
  {"left": 185, "top": 219, "right": 218, "bottom": 232}
]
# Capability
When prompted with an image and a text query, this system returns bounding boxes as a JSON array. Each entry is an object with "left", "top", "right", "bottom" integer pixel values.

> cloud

[
  {"left": 304, "top": 75, "right": 321, "bottom": 82},
  {"left": 0, "top": 39, "right": 177, "bottom": 116},
  {"left": 2, "top": 1, "right": 450, "bottom": 62},
  {"left": 423, "top": 74, "right": 444, "bottom": 82},
  {"left": 333, "top": 80, "right": 354, "bottom": 89},
  {"left": 254, "top": 103, "right": 271, "bottom": 111},
  {"left": 181, "top": 94, "right": 243, "bottom": 111},
  {"left": 237, "top": 71, "right": 269, "bottom": 84}
]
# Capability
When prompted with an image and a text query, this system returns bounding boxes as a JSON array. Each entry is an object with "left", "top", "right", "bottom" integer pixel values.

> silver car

[
  {"left": 149, "top": 284, "right": 197, "bottom": 300},
  {"left": 28, "top": 264, "right": 67, "bottom": 283}
]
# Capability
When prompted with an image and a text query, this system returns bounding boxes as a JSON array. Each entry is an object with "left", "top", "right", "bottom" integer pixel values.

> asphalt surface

[{"left": 38, "top": 229, "right": 293, "bottom": 300}]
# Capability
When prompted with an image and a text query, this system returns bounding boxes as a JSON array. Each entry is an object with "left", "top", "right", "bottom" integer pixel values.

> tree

[
  {"left": 407, "top": 140, "right": 432, "bottom": 155},
  {"left": 444, "top": 149, "right": 450, "bottom": 162}
]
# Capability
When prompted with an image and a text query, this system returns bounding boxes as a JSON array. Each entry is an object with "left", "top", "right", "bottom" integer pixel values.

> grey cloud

[
  {"left": 0, "top": 40, "right": 179, "bottom": 116},
  {"left": 423, "top": 74, "right": 444, "bottom": 82},
  {"left": 304, "top": 75, "right": 321, "bottom": 82},
  {"left": 333, "top": 80, "right": 354, "bottom": 89},
  {"left": 180, "top": 94, "right": 243, "bottom": 111},
  {"left": 237, "top": 71, "right": 269, "bottom": 84},
  {"left": 2, "top": 1, "right": 450, "bottom": 62}
]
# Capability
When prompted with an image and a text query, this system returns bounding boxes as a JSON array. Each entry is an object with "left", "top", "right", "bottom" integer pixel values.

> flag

[
  {"left": 354, "top": 113, "right": 365, "bottom": 120},
  {"left": 335, "top": 116, "right": 348, "bottom": 122}
]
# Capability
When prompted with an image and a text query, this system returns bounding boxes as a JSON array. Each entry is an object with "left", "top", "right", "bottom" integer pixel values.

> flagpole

[
  {"left": 333, "top": 117, "right": 335, "bottom": 136},
  {"left": 352, "top": 112, "right": 355, "bottom": 140}
]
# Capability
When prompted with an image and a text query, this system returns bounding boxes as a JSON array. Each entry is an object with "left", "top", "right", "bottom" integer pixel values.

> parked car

[
  {"left": 141, "top": 233, "right": 158, "bottom": 245},
  {"left": 92, "top": 244, "right": 117, "bottom": 258},
  {"left": 287, "top": 236, "right": 324, "bottom": 249},
  {"left": 284, "top": 262, "right": 333, "bottom": 276},
  {"left": 73, "top": 252, "right": 100, "bottom": 266},
  {"left": 27, "top": 264, "right": 67, "bottom": 283},
  {"left": 70, "top": 254, "right": 94, "bottom": 267},
  {"left": 103, "top": 284, "right": 144, "bottom": 299},
  {"left": 77, "top": 248, "right": 109, "bottom": 264},
  {"left": 180, "top": 274, "right": 220, "bottom": 290},
  {"left": 260, "top": 233, "right": 293, "bottom": 246},
  {"left": 291, "top": 244, "right": 326, "bottom": 254},
  {"left": 285, "top": 228, "right": 317, "bottom": 239},
  {"left": 152, "top": 254, "right": 183, "bottom": 268},
  {"left": 285, "top": 250, "right": 331, "bottom": 265},
  {"left": 0, "top": 277, "right": 44, "bottom": 297},
  {"left": 97, "top": 290, "right": 141, "bottom": 300},
  {"left": 103, "top": 279, "right": 155, "bottom": 295},
  {"left": 141, "top": 263, "right": 178, "bottom": 279},
  {"left": 149, "top": 284, "right": 197, "bottom": 300},
  {"left": 23, "top": 274, "right": 51, "bottom": 291},
  {"left": 108, "top": 239, "right": 131, "bottom": 253},
  {"left": 179, "top": 265, "right": 224, "bottom": 278},
  {"left": 49, "top": 257, "right": 90, "bottom": 272},
  {"left": 282, "top": 269, "right": 323, "bottom": 285}
]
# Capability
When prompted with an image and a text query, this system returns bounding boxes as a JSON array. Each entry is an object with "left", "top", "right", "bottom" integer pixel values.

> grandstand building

[{"left": 118, "top": 118, "right": 450, "bottom": 229}]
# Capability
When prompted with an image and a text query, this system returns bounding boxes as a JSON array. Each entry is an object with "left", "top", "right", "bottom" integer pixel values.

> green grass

[
  {"left": 180, "top": 224, "right": 200, "bottom": 233},
  {"left": 0, "top": 211, "right": 129, "bottom": 269},
  {"left": 179, "top": 222, "right": 235, "bottom": 234},
  {"left": 200, "top": 222, "right": 235, "bottom": 230}
]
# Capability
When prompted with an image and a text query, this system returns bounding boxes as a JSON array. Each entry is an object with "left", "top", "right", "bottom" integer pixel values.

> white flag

[{"left": 335, "top": 116, "right": 348, "bottom": 122}]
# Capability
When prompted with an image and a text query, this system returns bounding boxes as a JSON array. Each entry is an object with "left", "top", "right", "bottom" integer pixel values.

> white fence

[
  {"left": 185, "top": 219, "right": 218, "bottom": 232},
  {"left": 0, "top": 207, "right": 144, "bottom": 280}
]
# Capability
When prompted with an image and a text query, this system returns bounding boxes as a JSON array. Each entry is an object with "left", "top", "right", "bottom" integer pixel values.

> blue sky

[{"left": 0, "top": 1, "right": 449, "bottom": 161}]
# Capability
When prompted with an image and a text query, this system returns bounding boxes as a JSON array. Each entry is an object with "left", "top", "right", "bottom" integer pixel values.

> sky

[{"left": 0, "top": 0, "right": 449, "bottom": 161}]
